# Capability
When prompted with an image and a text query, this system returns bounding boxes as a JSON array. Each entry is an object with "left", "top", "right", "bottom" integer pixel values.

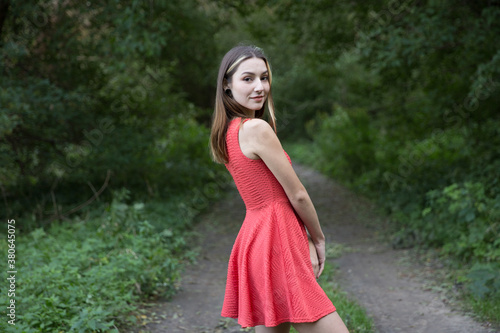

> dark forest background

[{"left": 0, "top": 0, "right": 499, "bottom": 331}]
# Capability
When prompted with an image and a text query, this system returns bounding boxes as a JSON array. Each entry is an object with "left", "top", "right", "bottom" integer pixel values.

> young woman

[{"left": 210, "top": 45, "right": 349, "bottom": 333}]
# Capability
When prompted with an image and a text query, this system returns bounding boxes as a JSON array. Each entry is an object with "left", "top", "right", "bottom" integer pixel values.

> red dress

[{"left": 221, "top": 117, "right": 336, "bottom": 328}]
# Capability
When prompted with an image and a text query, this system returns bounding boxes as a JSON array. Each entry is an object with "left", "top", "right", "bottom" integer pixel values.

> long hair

[{"left": 210, "top": 45, "right": 277, "bottom": 164}]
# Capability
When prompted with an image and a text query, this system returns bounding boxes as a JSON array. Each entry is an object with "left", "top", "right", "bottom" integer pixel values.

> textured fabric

[{"left": 221, "top": 117, "right": 336, "bottom": 328}]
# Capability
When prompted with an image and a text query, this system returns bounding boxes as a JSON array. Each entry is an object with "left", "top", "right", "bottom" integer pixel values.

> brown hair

[{"left": 209, "top": 45, "right": 276, "bottom": 164}]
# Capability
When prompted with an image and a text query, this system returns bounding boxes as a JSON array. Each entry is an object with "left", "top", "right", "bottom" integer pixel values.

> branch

[
  {"left": 87, "top": 180, "right": 100, "bottom": 201},
  {"left": 61, "top": 170, "right": 111, "bottom": 217},
  {"left": 44, "top": 170, "right": 111, "bottom": 223},
  {"left": 50, "top": 189, "right": 62, "bottom": 221},
  {"left": 48, "top": 178, "right": 68, "bottom": 222}
]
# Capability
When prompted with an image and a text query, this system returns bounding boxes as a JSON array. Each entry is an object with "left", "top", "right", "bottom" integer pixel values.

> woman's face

[{"left": 227, "top": 57, "right": 270, "bottom": 111}]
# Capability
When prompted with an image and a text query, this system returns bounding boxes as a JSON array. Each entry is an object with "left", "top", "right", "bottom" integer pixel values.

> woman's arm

[{"left": 239, "top": 118, "right": 326, "bottom": 277}]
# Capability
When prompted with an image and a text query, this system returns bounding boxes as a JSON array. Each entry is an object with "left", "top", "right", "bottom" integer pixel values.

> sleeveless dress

[{"left": 221, "top": 117, "right": 336, "bottom": 328}]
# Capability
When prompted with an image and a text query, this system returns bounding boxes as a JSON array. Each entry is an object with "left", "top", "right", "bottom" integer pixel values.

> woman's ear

[{"left": 223, "top": 78, "right": 231, "bottom": 91}]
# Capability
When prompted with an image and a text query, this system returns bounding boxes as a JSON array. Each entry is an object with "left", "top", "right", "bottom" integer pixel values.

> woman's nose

[{"left": 254, "top": 79, "right": 263, "bottom": 92}]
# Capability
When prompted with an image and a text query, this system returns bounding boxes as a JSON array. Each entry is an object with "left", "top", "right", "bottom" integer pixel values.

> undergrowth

[
  {"left": 0, "top": 188, "right": 214, "bottom": 332},
  {"left": 285, "top": 138, "right": 500, "bottom": 327}
]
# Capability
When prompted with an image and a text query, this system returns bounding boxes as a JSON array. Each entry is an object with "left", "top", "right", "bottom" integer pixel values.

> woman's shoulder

[
  {"left": 242, "top": 118, "right": 273, "bottom": 134},
  {"left": 241, "top": 118, "right": 278, "bottom": 147}
]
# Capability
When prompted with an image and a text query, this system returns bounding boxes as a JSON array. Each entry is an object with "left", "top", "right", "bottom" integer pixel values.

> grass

[
  {"left": 297, "top": 244, "right": 375, "bottom": 333},
  {"left": 290, "top": 262, "right": 376, "bottom": 333},
  {"left": 468, "top": 295, "right": 500, "bottom": 325},
  {"left": 0, "top": 191, "right": 199, "bottom": 333},
  {"left": 284, "top": 260, "right": 375, "bottom": 333}
]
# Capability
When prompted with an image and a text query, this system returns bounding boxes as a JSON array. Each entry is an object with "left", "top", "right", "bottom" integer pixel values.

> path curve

[{"left": 144, "top": 164, "right": 495, "bottom": 333}]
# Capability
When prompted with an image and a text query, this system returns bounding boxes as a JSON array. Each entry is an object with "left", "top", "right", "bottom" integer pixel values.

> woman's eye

[
  {"left": 243, "top": 77, "right": 252, "bottom": 82},
  {"left": 262, "top": 76, "right": 269, "bottom": 81}
]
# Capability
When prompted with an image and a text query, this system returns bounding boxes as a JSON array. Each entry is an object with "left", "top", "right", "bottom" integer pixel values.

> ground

[{"left": 142, "top": 164, "right": 496, "bottom": 333}]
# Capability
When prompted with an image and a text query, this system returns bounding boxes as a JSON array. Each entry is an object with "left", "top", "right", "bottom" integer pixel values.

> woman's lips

[{"left": 251, "top": 96, "right": 264, "bottom": 102}]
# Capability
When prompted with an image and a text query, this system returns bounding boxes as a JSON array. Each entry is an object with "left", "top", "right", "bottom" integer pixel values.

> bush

[
  {"left": 293, "top": 107, "right": 500, "bottom": 321},
  {"left": 307, "top": 105, "right": 376, "bottom": 188},
  {"left": 418, "top": 182, "right": 500, "bottom": 262},
  {"left": 416, "top": 182, "right": 500, "bottom": 305},
  {"left": 0, "top": 189, "right": 203, "bottom": 332},
  {"left": 467, "top": 263, "right": 500, "bottom": 300}
]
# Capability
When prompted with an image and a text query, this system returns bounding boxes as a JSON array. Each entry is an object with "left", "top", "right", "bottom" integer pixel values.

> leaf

[
  {"left": 88, "top": 319, "right": 97, "bottom": 330},
  {"left": 422, "top": 207, "right": 432, "bottom": 217},
  {"left": 465, "top": 211, "right": 476, "bottom": 223},
  {"left": 467, "top": 263, "right": 500, "bottom": 298}
]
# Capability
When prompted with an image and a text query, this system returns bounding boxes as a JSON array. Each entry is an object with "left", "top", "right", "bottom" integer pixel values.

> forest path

[{"left": 144, "top": 164, "right": 495, "bottom": 333}]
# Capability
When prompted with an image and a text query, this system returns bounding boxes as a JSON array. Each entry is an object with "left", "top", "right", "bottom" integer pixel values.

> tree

[{"left": 0, "top": 0, "right": 219, "bottom": 224}]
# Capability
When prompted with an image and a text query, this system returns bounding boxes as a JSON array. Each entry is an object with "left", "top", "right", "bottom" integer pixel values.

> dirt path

[{"left": 144, "top": 164, "right": 496, "bottom": 333}]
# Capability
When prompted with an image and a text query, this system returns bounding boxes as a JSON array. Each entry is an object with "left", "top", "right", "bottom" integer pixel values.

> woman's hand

[{"left": 308, "top": 237, "right": 326, "bottom": 279}]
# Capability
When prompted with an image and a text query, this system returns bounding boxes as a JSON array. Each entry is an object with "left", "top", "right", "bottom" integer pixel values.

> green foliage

[
  {"left": 2, "top": 0, "right": 500, "bottom": 328},
  {"left": 416, "top": 182, "right": 500, "bottom": 302},
  {"left": 467, "top": 263, "right": 500, "bottom": 300},
  {"left": 306, "top": 106, "right": 377, "bottom": 187},
  {"left": 418, "top": 183, "right": 500, "bottom": 262},
  {"left": 465, "top": 262, "right": 500, "bottom": 323},
  {"left": 0, "top": 0, "right": 219, "bottom": 224},
  {"left": 263, "top": 0, "right": 500, "bottom": 324},
  {"left": 0, "top": 190, "right": 202, "bottom": 332},
  {"left": 467, "top": 273, "right": 500, "bottom": 324}
]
